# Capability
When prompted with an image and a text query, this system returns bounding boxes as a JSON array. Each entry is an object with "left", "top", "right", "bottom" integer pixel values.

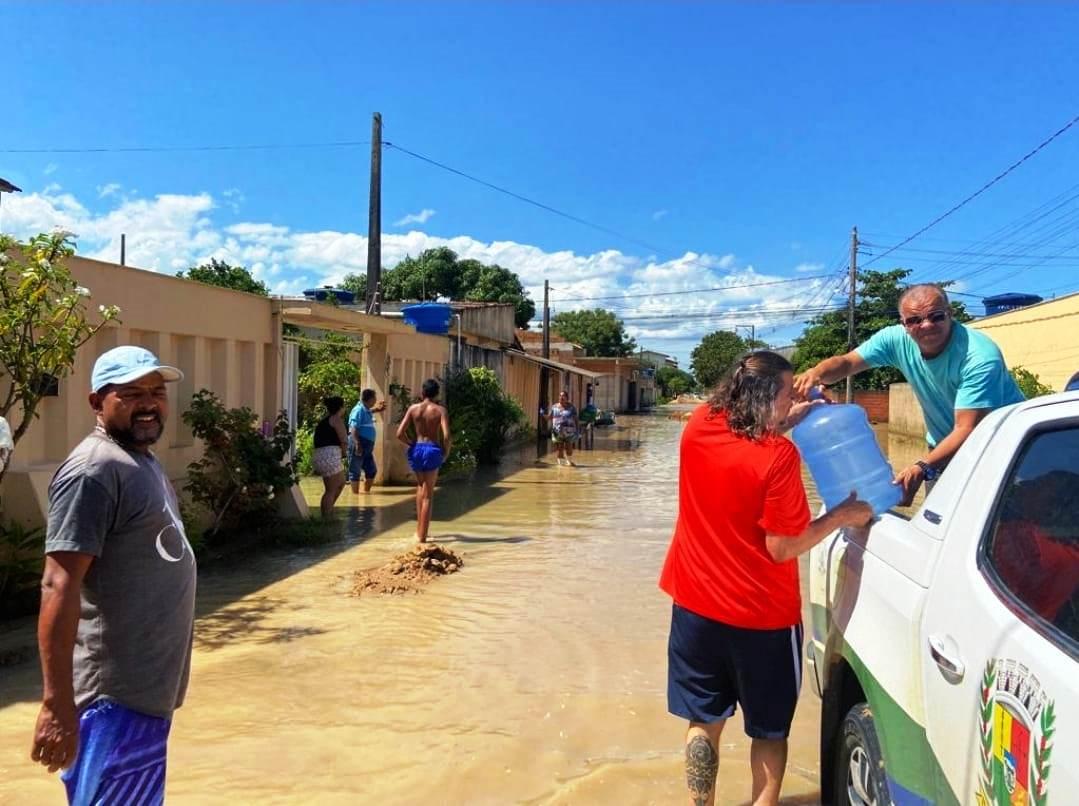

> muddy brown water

[{"left": 0, "top": 413, "right": 926, "bottom": 804}]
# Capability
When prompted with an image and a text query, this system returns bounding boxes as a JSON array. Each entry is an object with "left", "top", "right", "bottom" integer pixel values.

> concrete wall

[
  {"left": 888, "top": 383, "right": 925, "bottom": 441},
  {"left": 505, "top": 353, "right": 543, "bottom": 432},
  {"left": 456, "top": 303, "right": 516, "bottom": 345},
  {"left": 1, "top": 256, "right": 283, "bottom": 527},
  {"left": 365, "top": 331, "right": 450, "bottom": 484},
  {"left": 854, "top": 390, "right": 889, "bottom": 423},
  {"left": 970, "top": 292, "right": 1079, "bottom": 391}
]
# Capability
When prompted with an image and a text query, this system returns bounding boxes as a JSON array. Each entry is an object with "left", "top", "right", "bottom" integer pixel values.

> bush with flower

[{"left": 181, "top": 389, "right": 297, "bottom": 539}]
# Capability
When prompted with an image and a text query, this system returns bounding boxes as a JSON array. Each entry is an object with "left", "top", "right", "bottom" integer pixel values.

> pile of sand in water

[{"left": 350, "top": 544, "right": 464, "bottom": 596}]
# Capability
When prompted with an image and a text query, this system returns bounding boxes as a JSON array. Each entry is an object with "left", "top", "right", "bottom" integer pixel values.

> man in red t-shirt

[{"left": 660, "top": 351, "right": 871, "bottom": 806}]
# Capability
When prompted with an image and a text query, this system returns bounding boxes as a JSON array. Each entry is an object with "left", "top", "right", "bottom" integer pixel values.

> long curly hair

[{"left": 707, "top": 350, "right": 793, "bottom": 440}]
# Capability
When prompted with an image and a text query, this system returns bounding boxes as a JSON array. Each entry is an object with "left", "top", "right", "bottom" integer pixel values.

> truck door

[{"left": 920, "top": 408, "right": 1079, "bottom": 805}]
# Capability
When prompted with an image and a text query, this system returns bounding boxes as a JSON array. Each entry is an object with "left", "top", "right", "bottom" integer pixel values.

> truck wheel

[{"left": 834, "top": 703, "right": 891, "bottom": 806}]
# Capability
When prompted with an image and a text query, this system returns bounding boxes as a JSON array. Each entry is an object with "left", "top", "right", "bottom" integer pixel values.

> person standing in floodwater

[
  {"left": 347, "top": 389, "right": 386, "bottom": 494},
  {"left": 396, "top": 378, "right": 452, "bottom": 543},
  {"left": 659, "top": 351, "right": 872, "bottom": 806},
  {"left": 545, "top": 390, "right": 580, "bottom": 466},
  {"left": 311, "top": 396, "right": 348, "bottom": 518}
]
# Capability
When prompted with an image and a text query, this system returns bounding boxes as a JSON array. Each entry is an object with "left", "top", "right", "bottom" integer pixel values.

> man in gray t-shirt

[{"left": 31, "top": 346, "right": 195, "bottom": 804}]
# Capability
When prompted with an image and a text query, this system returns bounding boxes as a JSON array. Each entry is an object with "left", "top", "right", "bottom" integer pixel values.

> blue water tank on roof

[
  {"left": 402, "top": 302, "right": 453, "bottom": 334},
  {"left": 303, "top": 287, "right": 356, "bottom": 305},
  {"left": 983, "top": 292, "right": 1042, "bottom": 316}
]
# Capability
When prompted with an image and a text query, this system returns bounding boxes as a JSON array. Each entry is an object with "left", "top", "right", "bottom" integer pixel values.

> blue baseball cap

[{"left": 91, "top": 346, "right": 183, "bottom": 393}]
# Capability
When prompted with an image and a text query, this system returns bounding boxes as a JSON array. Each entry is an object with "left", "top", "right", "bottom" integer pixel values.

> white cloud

[
  {"left": 652, "top": 209, "right": 668, "bottom": 221},
  {"left": 222, "top": 188, "right": 245, "bottom": 213},
  {"left": 0, "top": 186, "right": 833, "bottom": 363},
  {"left": 43, "top": 163, "right": 59, "bottom": 176},
  {"left": 97, "top": 183, "right": 122, "bottom": 199},
  {"left": 393, "top": 208, "right": 436, "bottom": 227},
  {"left": 794, "top": 261, "right": 824, "bottom": 273}
]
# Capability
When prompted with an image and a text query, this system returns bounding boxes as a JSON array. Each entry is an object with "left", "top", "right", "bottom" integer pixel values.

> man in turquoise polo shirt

[
  {"left": 346, "top": 389, "right": 385, "bottom": 494},
  {"left": 795, "top": 284, "right": 1024, "bottom": 505}
]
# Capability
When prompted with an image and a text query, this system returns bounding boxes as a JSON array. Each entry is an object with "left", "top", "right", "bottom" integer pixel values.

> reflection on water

[{"left": 0, "top": 414, "right": 915, "bottom": 805}]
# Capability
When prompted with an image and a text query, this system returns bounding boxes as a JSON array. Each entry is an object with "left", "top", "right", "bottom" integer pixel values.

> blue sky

[{"left": 4, "top": 2, "right": 1079, "bottom": 366}]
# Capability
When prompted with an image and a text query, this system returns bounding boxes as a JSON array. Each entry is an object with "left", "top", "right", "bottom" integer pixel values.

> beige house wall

[
  {"left": 367, "top": 331, "right": 450, "bottom": 484},
  {"left": 505, "top": 352, "right": 542, "bottom": 431},
  {"left": 1, "top": 256, "right": 285, "bottom": 527},
  {"left": 969, "top": 293, "right": 1079, "bottom": 392},
  {"left": 888, "top": 383, "right": 926, "bottom": 441}
]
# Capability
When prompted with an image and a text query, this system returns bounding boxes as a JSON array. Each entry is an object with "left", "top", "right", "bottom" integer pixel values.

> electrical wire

[
  {"left": 1, "top": 140, "right": 371, "bottom": 154},
  {"left": 860, "top": 113, "right": 1079, "bottom": 271},
  {"left": 549, "top": 274, "right": 831, "bottom": 305},
  {"left": 385, "top": 141, "right": 677, "bottom": 256}
]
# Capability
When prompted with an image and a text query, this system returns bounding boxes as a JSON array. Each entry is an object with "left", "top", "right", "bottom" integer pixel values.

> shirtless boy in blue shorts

[{"left": 396, "top": 379, "right": 452, "bottom": 543}]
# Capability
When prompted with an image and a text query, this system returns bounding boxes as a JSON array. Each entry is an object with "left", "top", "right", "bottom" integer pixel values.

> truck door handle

[{"left": 928, "top": 635, "right": 965, "bottom": 679}]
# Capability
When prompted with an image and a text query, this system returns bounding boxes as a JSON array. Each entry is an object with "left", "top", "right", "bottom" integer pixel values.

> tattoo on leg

[{"left": 686, "top": 735, "right": 718, "bottom": 806}]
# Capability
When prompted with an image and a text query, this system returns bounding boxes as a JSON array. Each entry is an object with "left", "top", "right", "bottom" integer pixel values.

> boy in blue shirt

[
  {"left": 795, "top": 284, "right": 1023, "bottom": 505},
  {"left": 347, "top": 389, "right": 385, "bottom": 493}
]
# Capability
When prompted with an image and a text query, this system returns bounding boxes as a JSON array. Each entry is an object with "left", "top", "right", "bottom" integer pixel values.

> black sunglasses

[{"left": 902, "top": 309, "right": 949, "bottom": 328}]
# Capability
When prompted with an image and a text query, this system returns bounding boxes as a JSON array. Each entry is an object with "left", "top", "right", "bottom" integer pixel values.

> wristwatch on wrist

[{"left": 915, "top": 460, "right": 939, "bottom": 481}]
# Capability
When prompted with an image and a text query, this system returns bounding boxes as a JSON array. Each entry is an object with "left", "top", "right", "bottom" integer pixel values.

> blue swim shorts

[
  {"left": 61, "top": 698, "right": 172, "bottom": 805},
  {"left": 407, "top": 442, "right": 444, "bottom": 473}
]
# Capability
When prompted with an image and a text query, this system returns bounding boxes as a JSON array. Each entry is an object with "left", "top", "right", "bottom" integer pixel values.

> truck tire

[{"left": 833, "top": 703, "right": 892, "bottom": 806}]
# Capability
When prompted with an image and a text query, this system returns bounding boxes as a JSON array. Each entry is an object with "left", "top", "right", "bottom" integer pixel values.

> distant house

[
  {"left": 639, "top": 350, "right": 678, "bottom": 370},
  {"left": 970, "top": 290, "right": 1079, "bottom": 392},
  {"left": 571, "top": 356, "right": 656, "bottom": 412},
  {"left": 516, "top": 327, "right": 586, "bottom": 363}
]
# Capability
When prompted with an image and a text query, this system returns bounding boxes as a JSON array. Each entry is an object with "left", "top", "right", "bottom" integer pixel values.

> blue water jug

[{"left": 791, "top": 401, "right": 902, "bottom": 516}]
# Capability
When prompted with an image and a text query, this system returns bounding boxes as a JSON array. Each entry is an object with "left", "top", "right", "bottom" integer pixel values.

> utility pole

[
  {"left": 365, "top": 112, "right": 383, "bottom": 315},
  {"left": 538, "top": 279, "right": 551, "bottom": 453},
  {"left": 846, "top": 226, "right": 858, "bottom": 403},
  {"left": 734, "top": 324, "right": 755, "bottom": 343},
  {"left": 542, "top": 280, "right": 551, "bottom": 359},
  {"left": 120, "top": 233, "right": 126, "bottom": 266}
]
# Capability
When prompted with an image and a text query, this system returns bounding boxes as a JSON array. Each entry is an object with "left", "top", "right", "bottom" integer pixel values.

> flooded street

[{"left": 0, "top": 412, "right": 923, "bottom": 805}]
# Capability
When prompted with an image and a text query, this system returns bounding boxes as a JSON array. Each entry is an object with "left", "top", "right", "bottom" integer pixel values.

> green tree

[
  {"left": 340, "top": 272, "right": 367, "bottom": 300},
  {"left": 551, "top": 308, "right": 637, "bottom": 356},
  {"left": 1009, "top": 366, "right": 1053, "bottom": 398},
  {"left": 297, "top": 333, "right": 363, "bottom": 425},
  {"left": 0, "top": 232, "right": 121, "bottom": 482},
  {"left": 690, "top": 331, "right": 767, "bottom": 390},
  {"left": 656, "top": 365, "right": 696, "bottom": 399},
  {"left": 177, "top": 258, "right": 269, "bottom": 296},
  {"left": 791, "top": 269, "right": 971, "bottom": 391},
  {"left": 381, "top": 248, "right": 536, "bottom": 328},
  {"left": 464, "top": 264, "right": 536, "bottom": 328}
]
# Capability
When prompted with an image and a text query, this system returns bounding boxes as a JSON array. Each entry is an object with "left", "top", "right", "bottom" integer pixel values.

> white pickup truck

[{"left": 807, "top": 392, "right": 1079, "bottom": 806}]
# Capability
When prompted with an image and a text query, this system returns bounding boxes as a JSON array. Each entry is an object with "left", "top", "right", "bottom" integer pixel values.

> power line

[
  {"left": 387, "top": 140, "right": 798, "bottom": 283},
  {"left": 385, "top": 140, "right": 678, "bottom": 256},
  {"left": 0, "top": 140, "right": 371, "bottom": 154},
  {"left": 620, "top": 304, "right": 845, "bottom": 323},
  {"left": 860, "top": 242, "right": 1079, "bottom": 261},
  {"left": 861, "top": 112, "right": 1079, "bottom": 270},
  {"left": 549, "top": 274, "right": 831, "bottom": 304}
]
